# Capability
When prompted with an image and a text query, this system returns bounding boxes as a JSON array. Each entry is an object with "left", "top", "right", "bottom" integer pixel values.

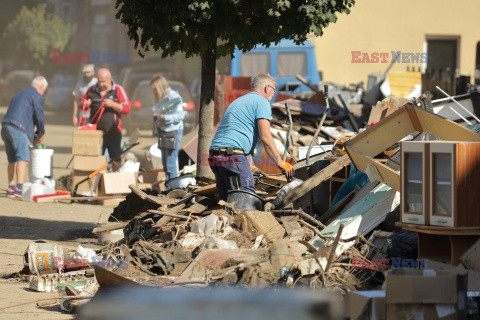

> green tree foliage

[
  {"left": 115, "top": 0, "right": 355, "bottom": 176},
  {"left": 3, "top": 4, "right": 75, "bottom": 70}
]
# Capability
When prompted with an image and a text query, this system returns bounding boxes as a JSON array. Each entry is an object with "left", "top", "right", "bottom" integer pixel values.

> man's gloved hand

[
  {"left": 278, "top": 161, "right": 294, "bottom": 181},
  {"left": 250, "top": 165, "right": 262, "bottom": 175}
]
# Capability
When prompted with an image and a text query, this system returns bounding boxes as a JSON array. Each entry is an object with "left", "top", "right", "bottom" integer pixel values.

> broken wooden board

[
  {"left": 311, "top": 182, "right": 399, "bottom": 244},
  {"left": 280, "top": 216, "right": 305, "bottom": 241},
  {"left": 175, "top": 249, "right": 269, "bottom": 284},
  {"left": 186, "top": 202, "right": 207, "bottom": 214},
  {"left": 244, "top": 211, "right": 285, "bottom": 243}
]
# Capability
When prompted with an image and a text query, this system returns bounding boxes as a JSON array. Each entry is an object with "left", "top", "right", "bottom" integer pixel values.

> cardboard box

[
  {"left": 141, "top": 170, "right": 165, "bottom": 191},
  {"left": 72, "top": 170, "right": 101, "bottom": 196},
  {"left": 72, "top": 130, "right": 103, "bottom": 156},
  {"left": 73, "top": 155, "right": 106, "bottom": 171},
  {"left": 385, "top": 269, "right": 467, "bottom": 320},
  {"left": 98, "top": 172, "right": 137, "bottom": 195},
  {"left": 345, "top": 290, "right": 385, "bottom": 320}
]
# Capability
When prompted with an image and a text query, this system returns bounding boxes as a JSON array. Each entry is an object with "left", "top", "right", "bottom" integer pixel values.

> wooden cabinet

[{"left": 401, "top": 141, "right": 480, "bottom": 227}]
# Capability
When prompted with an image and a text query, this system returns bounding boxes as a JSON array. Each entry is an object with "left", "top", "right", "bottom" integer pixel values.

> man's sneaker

[
  {"left": 13, "top": 188, "right": 22, "bottom": 198},
  {"left": 6, "top": 187, "right": 15, "bottom": 198}
]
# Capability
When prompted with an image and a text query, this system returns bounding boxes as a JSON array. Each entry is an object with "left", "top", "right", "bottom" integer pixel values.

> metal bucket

[{"left": 227, "top": 190, "right": 264, "bottom": 211}]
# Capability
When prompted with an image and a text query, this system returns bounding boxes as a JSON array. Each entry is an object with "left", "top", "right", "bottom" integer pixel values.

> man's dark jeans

[{"left": 208, "top": 153, "right": 255, "bottom": 201}]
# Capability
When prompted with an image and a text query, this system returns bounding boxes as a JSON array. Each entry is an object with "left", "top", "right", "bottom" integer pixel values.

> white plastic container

[
  {"left": 42, "top": 178, "right": 56, "bottom": 195},
  {"left": 29, "top": 180, "right": 46, "bottom": 201},
  {"left": 29, "top": 148, "right": 54, "bottom": 180},
  {"left": 22, "top": 182, "right": 33, "bottom": 201},
  {"left": 149, "top": 143, "right": 163, "bottom": 169}
]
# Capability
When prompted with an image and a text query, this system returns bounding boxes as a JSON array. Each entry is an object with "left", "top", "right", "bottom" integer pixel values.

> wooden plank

[
  {"left": 415, "top": 107, "right": 480, "bottom": 142},
  {"left": 397, "top": 223, "right": 480, "bottom": 235},
  {"left": 346, "top": 147, "right": 401, "bottom": 191},
  {"left": 186, "top": 202, "right": 207, "bottom": 214},
  {"left": 153, "top": 203, "right": 186, "bottom": 228},
  {"left": 35, "top": 194, "right": 71, "bottom": 203},
  {"left": 347, "top": 107, "right": 414, "bottom": 157},
  {"left": 244, "top": 210, "right": 285, "bottom": 243}
]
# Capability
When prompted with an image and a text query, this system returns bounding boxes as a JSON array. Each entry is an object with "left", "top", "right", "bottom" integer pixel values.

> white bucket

[
  {"left": 149, "top": 143, "right": 163, "bottom": 169},
  {"left": 29, "top": 148, "right": 54, "bottom": 180}
]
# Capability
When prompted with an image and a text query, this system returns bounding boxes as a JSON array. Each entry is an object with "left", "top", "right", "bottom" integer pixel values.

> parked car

[{"left": 124, "top": 80, "right": 197, "bottom": 134}]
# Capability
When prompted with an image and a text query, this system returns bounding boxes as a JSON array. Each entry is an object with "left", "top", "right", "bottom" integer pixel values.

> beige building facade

[{"left": 312, "top": 0, "right": 480, "bottom": 85}]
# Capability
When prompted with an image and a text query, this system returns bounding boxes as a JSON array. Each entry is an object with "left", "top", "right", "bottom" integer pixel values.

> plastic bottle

[{"left": 22, "top": 182, "right": 32, "bottom": 201}]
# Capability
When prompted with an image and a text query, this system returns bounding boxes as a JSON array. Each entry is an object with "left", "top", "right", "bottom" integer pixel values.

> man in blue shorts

[
  {"left": 1, "top": 76, "right": 47, "bottom": 198},
  {"left": 209, "top": 73, "right": 294, "bottom": 201}
]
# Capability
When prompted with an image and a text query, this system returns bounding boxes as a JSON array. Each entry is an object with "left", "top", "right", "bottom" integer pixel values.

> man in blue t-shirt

[{"left": 209, "top": 73, "right": 294, "bottom": 201}]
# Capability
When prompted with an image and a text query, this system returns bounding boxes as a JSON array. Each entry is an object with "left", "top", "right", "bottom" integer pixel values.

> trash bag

[{"left": 387, "top": 231, "right": 418, "bottom": 260}]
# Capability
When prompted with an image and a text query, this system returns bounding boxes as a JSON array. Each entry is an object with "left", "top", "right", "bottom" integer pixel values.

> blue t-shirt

[{"left": 210, "top": 92, "right": 272, "bottom": 154}]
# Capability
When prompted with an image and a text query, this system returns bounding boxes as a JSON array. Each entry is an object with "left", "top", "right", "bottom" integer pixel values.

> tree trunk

[{"left": 196, "top": 36, "right": 217, "bottom": 178}]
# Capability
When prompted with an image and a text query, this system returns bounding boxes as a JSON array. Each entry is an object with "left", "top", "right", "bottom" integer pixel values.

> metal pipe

[
  {"left": 306, "top": 84, "right": 330, "bottom": 166},
  {"left": 436, "top": 86, "right": 480, "bottom": 123}
]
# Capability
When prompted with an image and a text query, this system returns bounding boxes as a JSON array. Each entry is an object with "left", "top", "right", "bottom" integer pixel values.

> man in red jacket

[{"left": 80, "top": 68, "right": 130, "bottom": 171}]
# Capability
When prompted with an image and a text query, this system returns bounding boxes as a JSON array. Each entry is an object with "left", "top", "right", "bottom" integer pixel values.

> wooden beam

[
  {"left": 282, "top": 154, "right": 351, "bottom": 206},
  {"left": 348, "top": 107, "right": 414, "bottom": 157}
]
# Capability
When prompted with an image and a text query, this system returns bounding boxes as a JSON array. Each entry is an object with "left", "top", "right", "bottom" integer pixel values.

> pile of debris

[{"left": 20, "top": 89, "right": 480, "bottom": 319}]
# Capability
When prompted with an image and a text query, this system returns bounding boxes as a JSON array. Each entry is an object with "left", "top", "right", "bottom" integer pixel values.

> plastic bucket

[
  {"left": 149, "top": 143, "right": 163, "bottom": 169},
  {"left": 227, "top": 190, "right": 264, "bottom": 211},
  {"left": 96, "top": 223, "right": 125, "bottom": 244},
  {"left": 29, "top": 148, "right": 54, "bottom": 180},
  {"left": 26, "top": 240, "right": 65, "bottom": 274}
]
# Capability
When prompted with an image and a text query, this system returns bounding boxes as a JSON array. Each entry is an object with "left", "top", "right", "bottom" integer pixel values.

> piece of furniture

[
  {"left": 401, "top": 141, "right": 480, "bottom": 227},
  {"left": 396, "top": 223, "right": 480, "bottom": 265}
]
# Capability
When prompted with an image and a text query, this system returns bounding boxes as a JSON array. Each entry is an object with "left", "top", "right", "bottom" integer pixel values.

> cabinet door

[
  {"left": 429, "top": 143, "right": 455, "bottom": 227},
  {"left": 401, "top": 143, "right": 427, "bottom": 225}
]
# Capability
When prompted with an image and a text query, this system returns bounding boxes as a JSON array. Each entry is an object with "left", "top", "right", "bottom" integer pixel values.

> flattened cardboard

[
  {"left": 460, "top": 238, "right": 480, "bottom": 272},
  {"left": 73, "top": 129, "right": 103, "bottom": 156},
  {"left": 386, "top": 269, "right": 466, "bottom": 304},
  {"left": 345, "top": 290, "right": 385, "bottom": 320},
  {"left": 73, "top": 155, "right": 106, "bottom": 171},
  {"left": 99, "top": 172, "right": 137, "bottom": 195}
]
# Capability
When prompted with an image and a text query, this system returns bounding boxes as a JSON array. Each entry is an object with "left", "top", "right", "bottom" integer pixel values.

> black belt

[{"left": 209, "top": 147, "right": 245, "bottom": 156}]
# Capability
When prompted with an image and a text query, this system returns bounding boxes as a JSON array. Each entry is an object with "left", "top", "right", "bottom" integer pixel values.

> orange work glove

[{"left": 278, "top": 161, "right": 294, "bottom": 181}]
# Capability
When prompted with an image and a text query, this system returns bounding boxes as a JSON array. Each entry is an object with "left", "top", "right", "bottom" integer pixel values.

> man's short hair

[
  {"left": 252, "top": 73, "right": 276, "bottom": 90},
  {"left": 31, "top": 76, "right": 48, "bottom": 88}
]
